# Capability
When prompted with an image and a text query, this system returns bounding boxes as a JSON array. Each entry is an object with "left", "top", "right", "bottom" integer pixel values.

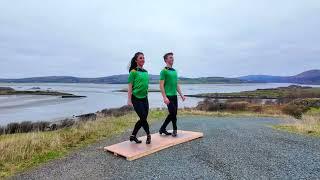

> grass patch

[
  {"left": 0, "top": 110, "right": 167, "bottom": 178},
  {"left": 273, "top": 111, "right": 320, "bottom": 137},
  {"left": 179, "top": 109, "right": 286, "bottom": 118}
]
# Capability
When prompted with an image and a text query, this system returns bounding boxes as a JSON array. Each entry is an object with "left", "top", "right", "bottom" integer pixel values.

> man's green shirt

[
  {"left": 128, "top": 67, "right": 149, "bottom": 98},
  {"left": 160, "top": 67, "right": 178, "bottom": 96}
]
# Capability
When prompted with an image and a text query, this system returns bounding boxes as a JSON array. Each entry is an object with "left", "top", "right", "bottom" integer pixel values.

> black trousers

[
  {"left": 160, "top": 95, "right": 178, "bottom": 131},
  {"left": 131, "top": 95, "right": 150, "bottom": 136}
]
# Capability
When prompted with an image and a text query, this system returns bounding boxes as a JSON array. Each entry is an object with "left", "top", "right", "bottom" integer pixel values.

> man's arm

[
  {"left": 160, "top": 80, "right": 170, "bottom": 105},
  {"left": 177, "top": 84, "right": 186, "bottom": 101}
]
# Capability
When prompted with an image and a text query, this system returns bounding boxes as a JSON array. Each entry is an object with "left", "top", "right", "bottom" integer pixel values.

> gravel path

[{"left": 12, "top": 116, "right": 320, "bottom": 179}]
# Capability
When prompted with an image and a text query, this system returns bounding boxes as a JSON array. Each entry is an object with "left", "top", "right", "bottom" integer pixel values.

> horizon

[
  {"left": 0, "top": 69, "right": 319, "bottom": 79},
  {"left": 0, "top": 0, "right": 319, "bottom": 78}
]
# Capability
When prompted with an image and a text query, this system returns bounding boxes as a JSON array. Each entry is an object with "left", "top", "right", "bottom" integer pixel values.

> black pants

[
  {"left": 160, "top": 95, "right": 178, "bottom": 131},
  {"left": 131, "top": 95, "right": 150, "bottom": 136}
]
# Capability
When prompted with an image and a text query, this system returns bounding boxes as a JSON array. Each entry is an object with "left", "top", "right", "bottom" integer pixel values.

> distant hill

[
  {"left": 238, "top": 70, "right": 320, "bottom": 85},
  {"left": 1, "top": 70, "right": 319, "bottom": 84},
  {"left": 0, "top": 75, "right": 246, "bottom": 84}
]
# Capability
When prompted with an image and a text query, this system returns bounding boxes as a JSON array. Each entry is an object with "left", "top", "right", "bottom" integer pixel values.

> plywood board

[{"left": 104, "top": 130, "right": 203, "bottom": 161}]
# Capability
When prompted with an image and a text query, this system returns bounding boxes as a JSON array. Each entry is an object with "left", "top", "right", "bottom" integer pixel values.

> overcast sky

[{"left": 0, "top": 0, "right": 319, "bottom": 78}]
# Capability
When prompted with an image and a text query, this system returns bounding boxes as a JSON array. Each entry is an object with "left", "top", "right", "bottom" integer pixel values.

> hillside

[
  {"left": 0, "top": 69, "right": 319, "bottom": 84},
  {"left": 238, "top": 69, "right": 320, "bottom": 84},
  {"left": 0, "top": 75, "right": 246, "bottom": 84}
]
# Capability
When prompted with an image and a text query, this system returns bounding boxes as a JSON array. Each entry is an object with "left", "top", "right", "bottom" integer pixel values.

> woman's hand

[
  {"left": 127, "top": 99, "right": 133, "bottom": 106},
  {"left": 163, "top": 97, "right": 170, "bottom": 105}
]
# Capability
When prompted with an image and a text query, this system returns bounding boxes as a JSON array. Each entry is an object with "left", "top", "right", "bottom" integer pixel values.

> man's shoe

[
  {"left": 172, "top": 130, "right": 177, "bottom": 137},
  {"left": 159, "top": 129, "right": 172, "bottom": 135},
  {"left": 146, "top": 134, "right": 151, "bottom": 144},
  {"left": 130, "top": 135, "right": 142, "bottom": 143}
]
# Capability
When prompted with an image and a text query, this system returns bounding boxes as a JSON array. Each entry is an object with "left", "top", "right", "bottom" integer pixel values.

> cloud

[{"left": 0, "top": 0, "right": 319, "bottom": 78}]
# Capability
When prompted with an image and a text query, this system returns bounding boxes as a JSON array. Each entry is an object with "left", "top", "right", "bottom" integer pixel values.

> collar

[
  {"left": 136, "top": 67, "right": 147, "bottom": 72},
  {"left": 165, "top": 67, "right": 175, "bottom": 71}
]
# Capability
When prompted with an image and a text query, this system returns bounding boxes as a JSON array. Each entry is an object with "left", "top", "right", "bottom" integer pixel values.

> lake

[{"left": 0, "top": 83, "right": 319, "bottom": 125}]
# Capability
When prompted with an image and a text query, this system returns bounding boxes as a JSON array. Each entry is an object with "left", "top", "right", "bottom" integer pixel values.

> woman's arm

[{"left": 127, "top": 83, "right": 133, "bottom": 106}]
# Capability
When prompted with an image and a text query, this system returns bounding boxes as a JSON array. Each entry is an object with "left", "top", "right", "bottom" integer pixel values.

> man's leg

[
  {"left": 160, "top": 97, "right": 177, "bottom": 135},
  {"left": 170, "top": 96, "right": 178, "bottom": 131},
  {"left": 160, "top": 114, "right": 172, "bottom": 131}
]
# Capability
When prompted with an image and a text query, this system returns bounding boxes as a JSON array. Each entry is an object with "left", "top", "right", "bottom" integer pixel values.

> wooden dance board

[{"left": 104, "top": 130, "right": 203, "bottom": 161}]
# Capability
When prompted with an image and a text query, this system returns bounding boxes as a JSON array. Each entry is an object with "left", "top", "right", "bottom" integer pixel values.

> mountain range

[
  {"left": 0, "top": 69, "right": 319, "bottom": 84},
  {"left": 238, "top": 69, "right": 320, "bottom": 85}
]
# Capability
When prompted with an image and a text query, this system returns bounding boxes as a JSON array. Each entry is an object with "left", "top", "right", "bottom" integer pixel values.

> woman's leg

[
  {"left": 131, "top": 96, "right": 145, "bottom": 136},
  {"left": 140, "top": 98, "right": 150, "bottom": 135}
]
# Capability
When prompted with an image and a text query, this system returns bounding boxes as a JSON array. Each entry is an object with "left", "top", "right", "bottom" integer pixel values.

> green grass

[
  {"left": 306, "top": 107, "right": 320, "bottom": 115},
  {"left": 273, "top": 124, "right": 320, "bottom": 137},
  {"left": 273, "top": 108, "right": 320, "bottom": 137}
]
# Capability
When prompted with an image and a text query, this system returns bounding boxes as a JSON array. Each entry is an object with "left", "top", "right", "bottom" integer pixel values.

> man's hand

[
  {"left": 127, "top": 99, "right": 133, "bottom": 106},
  {"left": 181, "top": 95, "right": 186, "bottom": 101},
  {"left": 163, "top": 97, "right": 170, "bottom": 105}
]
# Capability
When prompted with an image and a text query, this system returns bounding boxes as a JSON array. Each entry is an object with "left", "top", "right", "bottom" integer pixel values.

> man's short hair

[{"left": 163, "top": 52, "right": 174, "bottom": 61}]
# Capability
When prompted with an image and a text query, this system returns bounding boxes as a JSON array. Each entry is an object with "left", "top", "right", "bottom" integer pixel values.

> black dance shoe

[{"left": 130, "top": 135, "right": 142, "bottom": 143}]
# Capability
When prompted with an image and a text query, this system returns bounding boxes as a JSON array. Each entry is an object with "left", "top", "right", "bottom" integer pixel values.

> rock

[{"left": 76, "top": 113, "right": 97, "bottom": 121}]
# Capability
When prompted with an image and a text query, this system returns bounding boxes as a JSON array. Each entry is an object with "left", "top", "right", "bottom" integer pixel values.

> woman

[{"left": 127, "top": 52, "right": 151, "bottom": 144}]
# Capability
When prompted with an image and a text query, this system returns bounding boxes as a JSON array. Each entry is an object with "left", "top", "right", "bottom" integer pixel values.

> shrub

[
  {"left": 249, "top": 105, "right": 263, "bottom": 113},
  {"left": 282, "top": 104, "right": 308, "bottom": 119},
  {"left": 0, "top": 126, "right": 4, "bottom": 135},
  {"left": 226, "top": 101, "right": 249, "bottom": 111},
  {"left": 5, "top": 122, "right": 20, "bottom": 134},
  {"left": 32, "top": 121, "right": 50, "bottom": 131},
  {"left": 60, "top": 119, "right": 75, "bottom": 128},
  {"left": 76, "top": 113, "right": 97, "bottom": 122},
  {"left": 19, "top": 121, "right": 33, "bottom": 133},
  {"left": 100, "top": 105, "right": 133, "bottom": 117},
  {"left": 196, "top": 98, "right": 226, "bottom": 111},
  {"left": 282, "top": 98, "right": 320, "bottom": 119}
]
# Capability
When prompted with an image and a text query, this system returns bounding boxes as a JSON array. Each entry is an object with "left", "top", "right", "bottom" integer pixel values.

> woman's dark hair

[{"left": 129, "top": 52, "right": 144, "bottom": 72}]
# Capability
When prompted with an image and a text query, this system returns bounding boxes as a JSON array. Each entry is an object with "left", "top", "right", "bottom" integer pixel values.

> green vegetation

[
  {"left": 187, "top": 85, "right": 320, "bottom": 99},
  {"left": 273, "top": 108, "right": 320, "bottom": 137},
  {"left": 0, "top": 110, "right": 167, "bottom": 178},
  {"left": 281, "top": 98, "right": 320, "bottom": 119},
  {"left": 190, "top": 85, "right": 320, "bottom": 137}
]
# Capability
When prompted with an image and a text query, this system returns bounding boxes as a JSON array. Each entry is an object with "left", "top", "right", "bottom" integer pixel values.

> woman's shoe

[
  {"left": 172, "top": 130, "right": 177, "bottom": 137},
  {"left": 159, "top": 129, "right": 172, "bottom": 135},
  {"left": 146, "top": 134, "right": 151, "bottom": 144},
  {"left": 130, "top": 135, "right": 142, "bottom": 143}
]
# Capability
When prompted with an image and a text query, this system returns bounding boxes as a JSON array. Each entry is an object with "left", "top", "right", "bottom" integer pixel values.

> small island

[{"left": 0, "top": 87, "right": 86, "bottom": 98}]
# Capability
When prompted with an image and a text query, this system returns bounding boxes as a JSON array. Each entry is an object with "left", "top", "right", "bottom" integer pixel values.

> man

[{"left": 159, "top": 52, "right": 186, "bottom": 137}]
